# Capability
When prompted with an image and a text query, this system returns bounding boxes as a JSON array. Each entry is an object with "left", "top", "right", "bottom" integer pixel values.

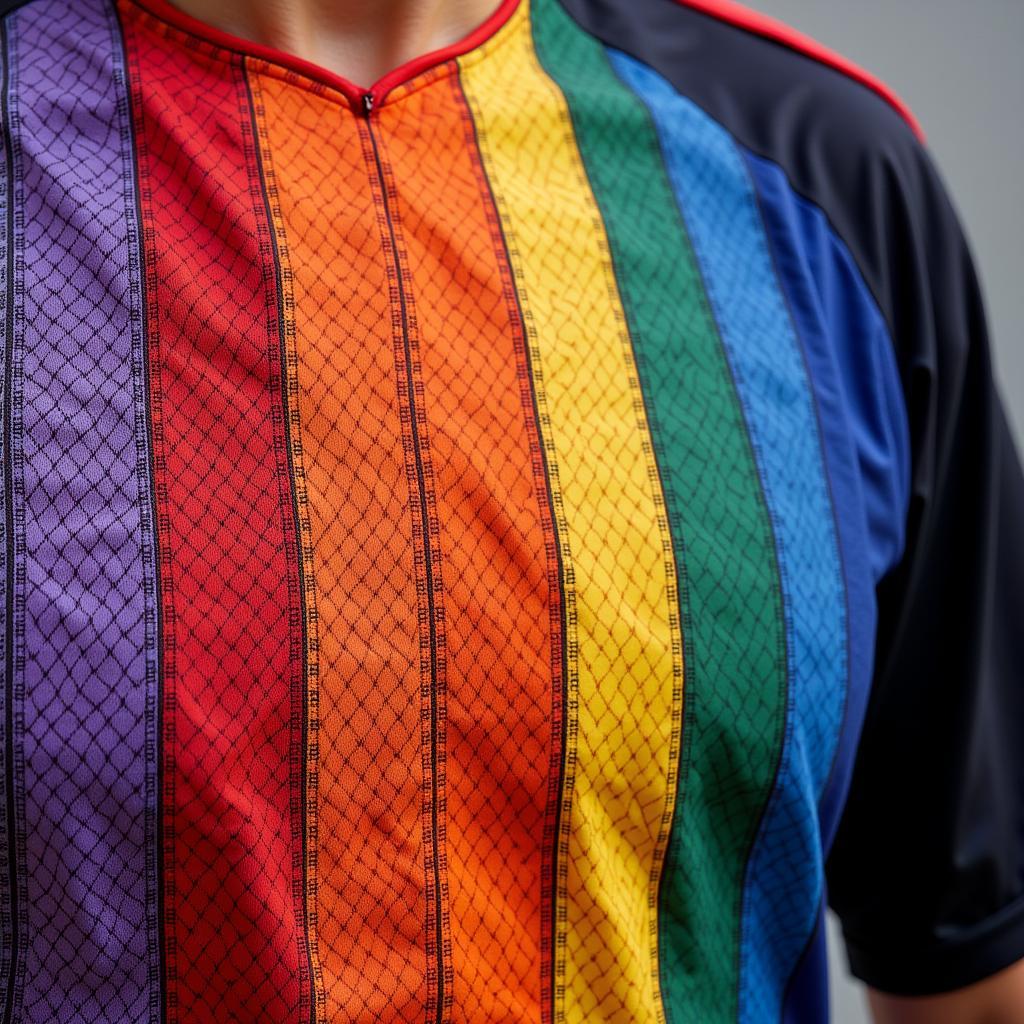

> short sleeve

[{"left": 824, "top": 128, "right": 1024, "bottom": 996}]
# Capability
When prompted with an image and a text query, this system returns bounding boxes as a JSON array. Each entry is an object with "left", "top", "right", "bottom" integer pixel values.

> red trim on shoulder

[
  {"left": 125, "top": 0, "right": 521, "bottom": 111},
  {"left": 673, "top": 0, "right": 926, "bottom": 142}
]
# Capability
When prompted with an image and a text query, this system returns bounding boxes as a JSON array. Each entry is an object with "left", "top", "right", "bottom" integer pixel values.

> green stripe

[{"left": 529, "top": 2, "right": 788, "bottom": 1019}]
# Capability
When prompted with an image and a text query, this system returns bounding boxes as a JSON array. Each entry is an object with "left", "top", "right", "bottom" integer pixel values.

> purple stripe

[
  {"left": 0, "top": 14, "right": 18, "bottom": 1014},
  {"left": 10, "top": 1, "right": 159, "bottom": 1020}
]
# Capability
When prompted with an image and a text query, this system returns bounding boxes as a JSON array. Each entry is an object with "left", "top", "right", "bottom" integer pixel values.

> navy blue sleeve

[{"left": 824, "top": 135, "right": 1024, "bottom": 996}]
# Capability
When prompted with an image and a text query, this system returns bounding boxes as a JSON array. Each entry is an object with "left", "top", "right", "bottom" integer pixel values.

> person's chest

[{"left": 0, "top": 0, "right": 866, "bottom": 1020}]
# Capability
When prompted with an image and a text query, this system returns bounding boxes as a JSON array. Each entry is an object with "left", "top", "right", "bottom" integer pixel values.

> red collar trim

[{"left": 126, "top": 0, "right": 522, "bottom": 111}]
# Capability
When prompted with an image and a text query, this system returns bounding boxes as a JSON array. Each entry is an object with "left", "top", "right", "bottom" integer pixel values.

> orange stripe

[
  {"left": 250, "top": 67, "right": 429, "bottom": 1021},
  {"left": 358, "top": 69, "right": 454, "bottom": 1023},
  {"left": 374, "top": 71, "right": 560, "bottom": 1022}
]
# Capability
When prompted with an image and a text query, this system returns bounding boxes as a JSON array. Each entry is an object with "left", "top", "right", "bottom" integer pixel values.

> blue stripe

[
  {"left": 782, "top": 900, "right": 830, "bottom": 1024},
  {"left": 743, "top": 149, "right": 910, "bottom": 856},
  {"left": 741, "top": 149, "right": 911, "bottom": 1023},
  {"left": 607, "top": 48, "right": 847, "bottom": 1022}
]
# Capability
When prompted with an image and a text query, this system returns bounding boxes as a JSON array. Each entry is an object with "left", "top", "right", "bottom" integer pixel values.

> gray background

[{"left": 743, "top": 2, "right": 1024, "bottom": 1020}]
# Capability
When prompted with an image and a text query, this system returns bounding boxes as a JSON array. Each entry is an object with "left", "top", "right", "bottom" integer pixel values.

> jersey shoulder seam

[{"left": 671, "top": 0, "right": 926, "bottom": 142}]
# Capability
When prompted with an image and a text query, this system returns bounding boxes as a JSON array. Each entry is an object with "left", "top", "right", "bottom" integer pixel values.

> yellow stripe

[{"left": 459, "top": 7, "right": 683, "bottom": 1021}]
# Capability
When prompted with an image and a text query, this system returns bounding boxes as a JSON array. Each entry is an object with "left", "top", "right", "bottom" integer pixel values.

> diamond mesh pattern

[
  {"left": 120, "top": 7, "right": 307, "bottom": 1019},
  {"left": 252, "top": 68, "right": 437, "bottom": 1023},
  {"left": 0, "top": 0, "right": 859, "bottom": 1021},
  {"left": 604, "top": 54, "right": 846, "bottom": 1023},
  {"left": 460, "top": 9, "right": 684, "bottom": 1021},
  {"left": 0, "top": 18, "right": 13, "bottom": 1014},
  {"left": 526, "top": 4, "right": 791, "bottom": 1022},
  {"left": 363, "top": 84, "right": 455, "bottom": 1024},
  {"left": 378, "top": 70, "right": 561, "bottom": 1023},
  {"left": 11, "top": 1, "right": 159, "bottom": 1021}
]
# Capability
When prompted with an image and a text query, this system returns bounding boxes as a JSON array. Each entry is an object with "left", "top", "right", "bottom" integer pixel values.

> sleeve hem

[{"left": 841, "top": 890, "right": 1024, "bottom": 996}]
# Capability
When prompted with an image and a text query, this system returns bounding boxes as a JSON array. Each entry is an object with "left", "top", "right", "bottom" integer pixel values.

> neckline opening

[{"left": 127, "top": 0, "right": 522, "bottom": 111}]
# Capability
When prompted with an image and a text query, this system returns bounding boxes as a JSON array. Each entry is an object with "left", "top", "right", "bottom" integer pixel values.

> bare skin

[
  {"left": 868, "top": 958, "right": 1024, "bottom": 1024},
  {"left": 165, "top": 0, "right": 503, "bottom": 89},
  {"left": 166, "top": 1, "right": 1024, "bottom": 1020}
]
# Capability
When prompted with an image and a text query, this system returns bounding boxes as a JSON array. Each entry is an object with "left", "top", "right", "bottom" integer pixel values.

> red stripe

[
  {"left": 123, "top": 0, "right": 521, "bottom": 110},
  {"left": 674, "top": 0, "right": 926, "bottom": 142},
  {"left": 120, "top": 3, "right": 308, "bottom": 1019}
]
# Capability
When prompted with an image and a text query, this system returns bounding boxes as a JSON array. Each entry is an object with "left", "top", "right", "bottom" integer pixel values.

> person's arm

[{"left": 868, "top": 958, "right": 1024, "bottom": 1024}]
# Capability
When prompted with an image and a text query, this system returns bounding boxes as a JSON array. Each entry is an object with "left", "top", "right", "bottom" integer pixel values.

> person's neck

[{"left": 166, "top": 0, "right": 501, "bottom": 88}]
